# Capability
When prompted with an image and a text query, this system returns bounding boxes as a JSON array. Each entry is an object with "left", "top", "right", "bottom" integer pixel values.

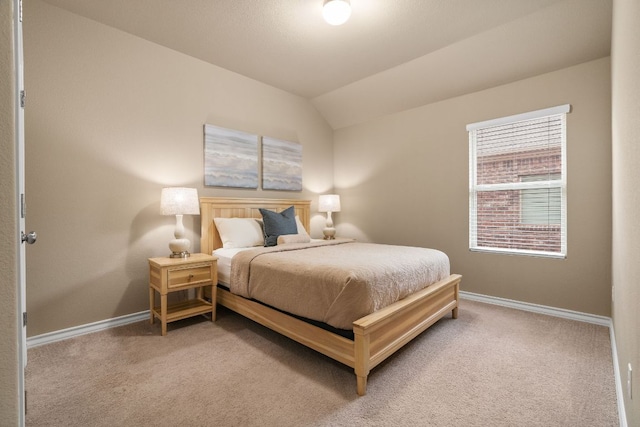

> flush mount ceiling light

[{"left": 323, "top": 0, "right": 352, "bottom": 26}]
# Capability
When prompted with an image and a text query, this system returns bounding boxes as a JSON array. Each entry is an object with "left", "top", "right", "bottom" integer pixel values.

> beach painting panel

[
  {"left": 204, "top": 124, "right": 259, "bottom": 188},
  {"left": 262, "top": 136, "right": 302, "bottom": 191}
]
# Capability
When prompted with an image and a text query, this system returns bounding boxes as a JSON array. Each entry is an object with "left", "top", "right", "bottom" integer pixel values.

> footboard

[{"left": 353, "top": 274, "right": 461, "bottom": 395}]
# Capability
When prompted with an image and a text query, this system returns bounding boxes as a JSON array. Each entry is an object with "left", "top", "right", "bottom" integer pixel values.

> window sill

[{"left": 470, "top": 246, "right": 566, "bottom": 259}]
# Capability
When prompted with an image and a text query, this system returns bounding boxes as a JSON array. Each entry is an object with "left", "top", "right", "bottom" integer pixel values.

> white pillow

[
  {"left": 295, "top": 216, "right": 310, "bottom": 239},
  {"left": 214, "top": 217, "right": 264, "bottom": 248}
]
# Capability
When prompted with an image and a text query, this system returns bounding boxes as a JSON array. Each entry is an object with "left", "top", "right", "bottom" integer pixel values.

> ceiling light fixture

[{"left": 323, "top": 0, "right": 351, "bottom": 26}]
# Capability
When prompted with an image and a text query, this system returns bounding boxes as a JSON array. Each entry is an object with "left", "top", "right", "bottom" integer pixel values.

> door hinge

[
  {"left": 20, "top": 90, "right": 26, "bottom": 108},
  {"left": 19, "top": 0, "right": 23, "bottom": 23},
  {"left": 23, "top": 312, "right": 27, "bottom": 327}
]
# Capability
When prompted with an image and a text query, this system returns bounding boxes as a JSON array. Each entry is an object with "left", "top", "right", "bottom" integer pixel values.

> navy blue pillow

[{"left": 259, "top": 206, "right": 297, "bottom": 247}]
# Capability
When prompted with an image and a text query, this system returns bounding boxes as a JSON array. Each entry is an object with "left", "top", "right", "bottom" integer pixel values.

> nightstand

[{"left": 148, "top": 253, "right": 217, "bottom": 336}]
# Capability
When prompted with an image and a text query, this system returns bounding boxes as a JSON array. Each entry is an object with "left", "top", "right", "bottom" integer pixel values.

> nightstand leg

[
  {"left": 149, "top": 287, "right": 155, "bottom": 324},
  {"left": 211, "top": 284, "right": 217, "bottom": 321},
  {"left": 161, "top": 293, "right": 167, "bottom": 336}
]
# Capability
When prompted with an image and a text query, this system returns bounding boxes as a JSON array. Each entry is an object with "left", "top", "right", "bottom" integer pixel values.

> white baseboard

[
  {"left": 460, "top": 291, "right": 611, "bottom": 326},
  {"left": 460, "top": 291, "right": 626, "bottom": 427},
  {"left": 609, "top": 325, "right": 628, "bottom": 427},
  {"left": 26, "top": 310, "right": 149, "bottom": 349}
]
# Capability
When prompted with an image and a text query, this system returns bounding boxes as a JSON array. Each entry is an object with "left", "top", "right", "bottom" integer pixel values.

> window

[{"left": 467, "top": 105, "right": 569, "bottom": 258}]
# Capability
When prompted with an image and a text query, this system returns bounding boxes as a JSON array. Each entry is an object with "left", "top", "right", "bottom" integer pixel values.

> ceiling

[{"left": 40, "top": 0, "right": 612, "bottom": 129}]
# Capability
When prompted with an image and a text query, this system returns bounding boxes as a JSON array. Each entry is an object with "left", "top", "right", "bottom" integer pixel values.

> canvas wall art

[
  {"left": 262, "top": 136, "right": 303, "bottom": 191},
  {"left": 204, "top": 124, "right": 259, "bottom": 188}
]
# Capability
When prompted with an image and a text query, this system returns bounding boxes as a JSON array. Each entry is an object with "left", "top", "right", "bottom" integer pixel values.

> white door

[{"left": 15, "top": 0, "right": 34, "bottom": 423}]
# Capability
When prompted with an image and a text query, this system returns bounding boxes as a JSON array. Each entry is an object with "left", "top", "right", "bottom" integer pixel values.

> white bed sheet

[{"left": 212, "top": 247, "right": 249, "bottom": 286}]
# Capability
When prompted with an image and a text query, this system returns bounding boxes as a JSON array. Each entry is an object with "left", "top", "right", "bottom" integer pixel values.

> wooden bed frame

[{"left": 200, "top": 197, "right": 461, "bottom": 395}]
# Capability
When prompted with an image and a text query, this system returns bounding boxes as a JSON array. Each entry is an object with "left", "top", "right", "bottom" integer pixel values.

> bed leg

[
  {"left": 357, "top": 375, "right": 367, "bottom": 396},
  {"left": 354, "top": 328, "right": 370, "bottom": 396}
]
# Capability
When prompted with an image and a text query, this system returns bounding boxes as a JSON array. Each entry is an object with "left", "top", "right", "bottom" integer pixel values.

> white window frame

[{"left": 467, "top": 104, "right": 570, "bottom": 258}]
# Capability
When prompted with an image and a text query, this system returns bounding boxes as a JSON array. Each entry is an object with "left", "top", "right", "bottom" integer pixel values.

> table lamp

[
  {"left": 319, "top": 194, "right": 341, "bottom": 240},
  {"left": 160, "top": 187, "right": 200, "bottom": 258}
]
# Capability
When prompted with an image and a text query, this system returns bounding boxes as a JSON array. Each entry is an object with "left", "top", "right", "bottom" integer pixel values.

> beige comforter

[{"left": 230, "top": 239, "right": 450, "bottom": 330}]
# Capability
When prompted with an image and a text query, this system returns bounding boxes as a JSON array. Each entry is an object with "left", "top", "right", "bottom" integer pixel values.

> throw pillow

[
  {"left": 277, "top": 234, "right": 311, "bottom": 245},
  {"left": 259, "top": 206, "right": 297, "bottom": 246}
]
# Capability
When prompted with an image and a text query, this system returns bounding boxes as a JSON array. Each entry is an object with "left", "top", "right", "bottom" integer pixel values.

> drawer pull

[{"left": 188, "top": 274, "right": 194, "bottom": 281}]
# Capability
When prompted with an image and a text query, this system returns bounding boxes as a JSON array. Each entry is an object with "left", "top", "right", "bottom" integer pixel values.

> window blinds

[{"left": 467, "top": 105, "right": 569, "bottom": 258}]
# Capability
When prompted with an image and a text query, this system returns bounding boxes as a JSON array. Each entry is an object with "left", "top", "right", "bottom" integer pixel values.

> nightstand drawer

[{"left": 167, "top": 265, "right": 212, "bottom": 289}]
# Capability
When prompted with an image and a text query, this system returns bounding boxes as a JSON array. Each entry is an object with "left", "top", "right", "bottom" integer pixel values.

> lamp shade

[
  {"left": 319, "top": 194, "right": 341, "bottom": 213},
  {"left": 160, "top": 187, "right": 200, "bottom": 216},
  {"left": 322, "top": 0, "right": 351, "bottom": 26}
]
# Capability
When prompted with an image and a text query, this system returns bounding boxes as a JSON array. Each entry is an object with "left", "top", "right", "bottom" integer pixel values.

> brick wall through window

[{"left": 475, "top": 147, "right": 562, "bottom": 252}]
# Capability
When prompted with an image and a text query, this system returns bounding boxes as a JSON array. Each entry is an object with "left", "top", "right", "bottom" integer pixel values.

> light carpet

[{"left": 25, "top": 300, "right": 618, "bottom": 426}]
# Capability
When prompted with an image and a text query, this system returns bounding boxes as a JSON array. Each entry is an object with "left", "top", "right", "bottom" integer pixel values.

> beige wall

[
  {"left": 612, "top": 0, "right": 640, "bottom": 424},
  {"left": 16, "top": 0, "right": 636, "bottom": 423},
  {"left": 334, "top": 57, "right": 612, "bottom": 316},
  {"left": 23, "top": 0, "right": 334, "bottom": 336},
  {"left": 0, "top": 0, "right": 20, "bottom": 424}
]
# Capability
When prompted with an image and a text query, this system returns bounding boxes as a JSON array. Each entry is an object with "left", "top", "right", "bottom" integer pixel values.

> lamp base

[
  {"left": 323, "top": 227, "right": 336, "bottom": 240},
  {"left": 170, "top": 251, "right": 191, "bottom": 258},
  {"left": 169, "top": 238, "right": 191, "bottom": 258}
]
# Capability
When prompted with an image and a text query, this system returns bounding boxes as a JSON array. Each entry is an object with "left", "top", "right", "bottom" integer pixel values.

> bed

[{"left": 200, "top": 197, "right": 461, "bottom": 395}]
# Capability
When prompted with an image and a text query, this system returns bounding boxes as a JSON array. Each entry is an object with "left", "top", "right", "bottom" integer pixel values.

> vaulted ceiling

[{"left": 40, "top": 0, "right": 612, "bottom": 128}]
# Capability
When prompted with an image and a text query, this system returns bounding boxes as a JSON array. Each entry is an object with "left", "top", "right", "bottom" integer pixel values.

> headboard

[{"left": 200, "top": 197, "right": 311, "bottom": 255}]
